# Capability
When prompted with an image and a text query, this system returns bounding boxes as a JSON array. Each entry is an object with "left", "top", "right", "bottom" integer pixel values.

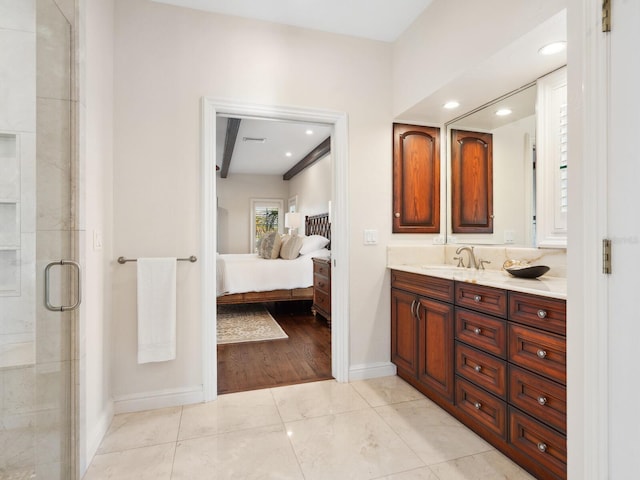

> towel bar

[{"left": 117, "top": 255, "right": 197, "bottom": 264}]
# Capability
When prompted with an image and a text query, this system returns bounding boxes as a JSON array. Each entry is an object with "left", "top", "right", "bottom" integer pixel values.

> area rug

[{"left": 217, "top": 304, "right": 288, "bottom": 344}]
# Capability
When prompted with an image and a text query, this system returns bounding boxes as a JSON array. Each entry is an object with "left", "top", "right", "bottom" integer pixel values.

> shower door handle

[{"left": 45, "top": 260, "right": 82, "bottom": 312}]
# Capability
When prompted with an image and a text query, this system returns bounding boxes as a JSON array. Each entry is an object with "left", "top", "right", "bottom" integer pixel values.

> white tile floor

[{"left": 83, "top": 376, "right": 536, "bottom": 479}]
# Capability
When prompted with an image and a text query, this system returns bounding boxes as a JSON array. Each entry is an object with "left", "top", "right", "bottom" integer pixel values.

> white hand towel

[{"left": 137, "top": 258, "right": 177, "bottom": 363}]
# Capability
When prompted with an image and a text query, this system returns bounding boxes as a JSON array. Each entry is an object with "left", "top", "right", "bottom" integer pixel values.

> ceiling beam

[
  {"left": 220, "top": 118, "right": 241, "bottom": 178},
  {"left": 283, "top": 136, "right": 331, "bottom": 181}
]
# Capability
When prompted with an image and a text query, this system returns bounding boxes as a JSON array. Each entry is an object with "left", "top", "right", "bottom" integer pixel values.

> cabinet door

[
  {"left": 417, "top": 297, "right": 455, "bottom": 401},
  {"left": 391, "top": 289, "right": 418, "bottom": 375},
  {"left": 451, "top": 129, "right": 493, "bottom": 233},
  {"left": 392, "top": 123, "right": 441, "bottom": 233}
]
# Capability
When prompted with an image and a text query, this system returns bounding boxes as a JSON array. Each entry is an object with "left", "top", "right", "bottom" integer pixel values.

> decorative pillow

[
  {"left": 299, "top": 235, "right": 330, "bottom": 255},
  {"left": 257, "top": 232, "right": 282, "bottom": 259},
  {"left": 279, "top": 234, "right": 304, "bottom": 260}
]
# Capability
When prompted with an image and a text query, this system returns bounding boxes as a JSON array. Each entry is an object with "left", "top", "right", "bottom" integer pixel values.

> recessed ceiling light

[
  {"left": 443, "top": 101, "right": 460, "bottom": 109},
  {"left": 305, "top": 129, "right": 314, "bottom": 135},
  {"left": 538, "top": 41, "right": 566, "bottom": 56},
  {"left": 496, "top": 108, "right": 512, "bottom": 117},
  {"left": 285, "top": 152, "right": 292, "bottom": 157}
]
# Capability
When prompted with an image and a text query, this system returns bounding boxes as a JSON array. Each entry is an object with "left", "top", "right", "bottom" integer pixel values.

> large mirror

[
  {"left": 434, "top": 8, "right": 567, "bottom": 247},
  {"left": 445, "top": 84, "right": 538, "bottom": 246}
]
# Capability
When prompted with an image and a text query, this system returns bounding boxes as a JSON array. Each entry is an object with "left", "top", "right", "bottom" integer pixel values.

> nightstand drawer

[
  {"left": 313, "top": 288, "right": 330, "bottom": 312},
  {"left": 314, "top": 273, "right": 330, "bottom": 293},
  {"left": 313, "top": 260, "right": 330, "bottom": 278}
]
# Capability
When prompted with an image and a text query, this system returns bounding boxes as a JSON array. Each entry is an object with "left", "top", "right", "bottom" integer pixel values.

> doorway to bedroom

[{"left": 209, "top": 105, "right": 344, "bottom": 395}]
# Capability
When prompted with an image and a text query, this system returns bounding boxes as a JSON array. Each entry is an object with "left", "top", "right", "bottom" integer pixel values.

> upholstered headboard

[{"left": 305, "top": 213, "right": 331, "bottom": 250}]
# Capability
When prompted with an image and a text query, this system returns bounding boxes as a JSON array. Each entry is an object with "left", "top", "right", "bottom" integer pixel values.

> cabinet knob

[
  {"left": 538, "top": 396, "right": 548, "bottom": 406},
  {"left": 537, "top": 349, "right": 547, "bottom": 359},
  {"left": 394, "top": 212, "right": 400, "bottom": 218},
  {"left": 537, "top": 442, "right": 548, "bottom": 453},
  {"left": 537, "top": 309, "right": 548, "bottom": 319},
  {"left": 474, "top": 402, "right": 482, "bottom": 410},
  {"left": 474, "top": 365, "right": 482, "bottom": 373},
  {"left": 473, "top": 327, "right": 482, "bottom": 335},
  {"left": 473, "top": 295, "right": 482, "bottom": 303}
]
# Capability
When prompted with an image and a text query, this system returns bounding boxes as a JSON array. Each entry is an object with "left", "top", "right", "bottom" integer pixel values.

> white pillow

[{"left": 299, "top": 235, "right": 330, "bottom": 255}]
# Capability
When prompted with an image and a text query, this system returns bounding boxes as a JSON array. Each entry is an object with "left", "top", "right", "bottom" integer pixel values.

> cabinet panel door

[
  {"left": 451, "top": 129, "right": 493, "bottom": 233},
  {"left": 391, "top": 289, "right": 418, "bottom": 375},
  {"left": 417, "top": 297, "right": 454, "bottom": 401},
  {"left": 393, "top": 123, "right": 441, "bottom": 233}
]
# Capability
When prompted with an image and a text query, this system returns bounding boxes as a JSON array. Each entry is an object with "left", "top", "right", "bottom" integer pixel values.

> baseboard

[
  {"left": 348, "top": 361, "right": 397, "bottom": 381},
  {"left": 83, "top": 400, "right": 114, "bottom": 475},
  {"left": 113, "top": 386, "right": 204, "bottom": 414}
]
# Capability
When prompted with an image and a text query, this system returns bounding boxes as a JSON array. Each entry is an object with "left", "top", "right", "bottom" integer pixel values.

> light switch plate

[
  {"left": 363, "top": 229, "right": 378, "bottom": 245},
  {"left": 93, "top": 229, "right": 103, "bottom": 250}
]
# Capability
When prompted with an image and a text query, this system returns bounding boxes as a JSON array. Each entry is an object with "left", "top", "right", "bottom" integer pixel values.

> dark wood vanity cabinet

[
  {"left": 391, "top": 269, "right": 567, "bottom": 480},
  {"left": 450, "top": 129, "right": 494, "bottom": 233},
  {"left": 392, "top": 123, "right": 441, "bottom": 233},
  {"left": 391, "top": 270, "right": 454, "bottom": 404}
]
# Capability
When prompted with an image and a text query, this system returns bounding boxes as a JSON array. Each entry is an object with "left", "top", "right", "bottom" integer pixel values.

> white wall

[
  {"left": 112, "top": 0, "right": 393, "bottom": 402},
  {"left": 287, "top": 154, "right": 332, "bottom": 217},
  {"left": 392, "top": 0, "right": 565, "bottom": 117},
  {"left": 216, "top": 174, "right": 288, "bottom": 254},
  {"left": 83, "top": 0, "right": 114, "bottom": 470}
]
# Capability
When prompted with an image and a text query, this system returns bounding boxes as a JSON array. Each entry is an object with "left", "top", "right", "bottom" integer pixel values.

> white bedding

[{"left": 216, "top": 248, "right": 330, "bottom": 296}]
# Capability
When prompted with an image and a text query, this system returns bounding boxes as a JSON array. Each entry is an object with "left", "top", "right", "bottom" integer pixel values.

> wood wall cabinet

[
  {"left": 392, "top": 123, "right": 440, "bottom": 233},
  {"left": 450, "top": 129, "right": 494, "bottom": 233},
  {"left": 391, "top": 269, "right": 567, "bottom": 480}
]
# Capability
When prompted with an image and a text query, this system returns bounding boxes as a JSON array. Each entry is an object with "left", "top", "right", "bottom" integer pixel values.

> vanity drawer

[
  {"left": 455, "top": 282, "right": 507, "bottom": 317},
  {"left": 455, "top": 307, "right": 506, "bottom": 358},
  {"left": 455, "top": 342, "right": 507, "bottom": 398},
  {"left": 508, "top": 324, "right": 566, "bottom": 384},
  {"left": 509, "top": 407, "right": 567, "bottom": 480},
  {"left": 456, "top": 376, "right": 506, "bottom": 439},
  {"left": 509, "top": 292, "right": 566, "bottom": 335},
  {"left": 509, "top": 365, "right": 566, "bottom": 434},
  {"left": 391, "top": 270, "right": 454, "bottom": 302}
]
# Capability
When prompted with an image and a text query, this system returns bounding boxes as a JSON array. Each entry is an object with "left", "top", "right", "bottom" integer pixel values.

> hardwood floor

[{"left": 217, "top": 301, "right": 333, "bottom": 394}]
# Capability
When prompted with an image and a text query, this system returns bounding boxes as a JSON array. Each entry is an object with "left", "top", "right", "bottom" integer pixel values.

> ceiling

[
  {"left": 215, "top": 117, "right": 332, "bottom": 177},
  {"left": 151, "top": 0, "right": 434, "bottom": 42}
]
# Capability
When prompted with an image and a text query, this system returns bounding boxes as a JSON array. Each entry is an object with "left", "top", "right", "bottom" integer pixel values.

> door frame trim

[{"left": 201, "top": 98, "right": 350, "bottom": 401}]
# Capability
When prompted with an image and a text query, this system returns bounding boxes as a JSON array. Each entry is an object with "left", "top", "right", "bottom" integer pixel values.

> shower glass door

[{"left": 1, "top": 0, "right": 76, "bottom": 478}]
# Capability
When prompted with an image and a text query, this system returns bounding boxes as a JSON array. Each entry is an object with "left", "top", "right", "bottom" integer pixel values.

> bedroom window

[{"left": 250, "top": 199, "right": 284, "bottom": 252}]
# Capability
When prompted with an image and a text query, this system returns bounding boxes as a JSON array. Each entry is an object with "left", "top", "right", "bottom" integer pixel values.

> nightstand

[{"left": 311, "top": 257, "right": 331, "bottom": 326}]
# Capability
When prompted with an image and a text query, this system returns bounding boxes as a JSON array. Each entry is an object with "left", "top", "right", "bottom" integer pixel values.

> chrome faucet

[
  {"left": 455, "top": 246, "right": 490, "bottom": 270},
  {"left": 455, "top": 246, "right": 477, "bottom": 269}
]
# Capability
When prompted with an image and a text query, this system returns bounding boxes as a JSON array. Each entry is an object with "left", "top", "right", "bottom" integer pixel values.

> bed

[{"left": 216, "top": 213, "right": 331, "bottom": 305}]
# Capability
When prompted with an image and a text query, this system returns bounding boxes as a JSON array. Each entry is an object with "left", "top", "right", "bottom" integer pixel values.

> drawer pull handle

[
  {"left": 474, "top": 365, "right": 482, "bottom": 373},
  {"left": 395, "top": 212, "right": 400, "bottom": 218},
  {"left": 473, "top": 327, "right": 482, "bottom": 335},
  {"left": 538, "top": 396, "right": 548, "bottom": 406},
  {"left": 537, "top": 309, "right": 548, "bottom": 319},
  {"left": 537, "top": 349, "right": 547, "bottom": 359},
  {"left": 474, "top": 402, "right": 482, "bottom": 410},
  {"left": 537, "top": 442, "right": 548, "bottom": 453},
  {"left": 473, "top": 295, "right": 482, "bottom": 303}
]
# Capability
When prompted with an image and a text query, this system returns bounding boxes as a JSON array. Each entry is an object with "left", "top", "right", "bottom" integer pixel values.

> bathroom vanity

[{"left": 390, "top": 265, "right": 566, "bottom": 480}]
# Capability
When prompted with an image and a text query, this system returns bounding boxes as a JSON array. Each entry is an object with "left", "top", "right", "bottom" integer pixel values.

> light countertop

[{"left": 389, "top": 264, "right": 566, "bottom": 300}]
